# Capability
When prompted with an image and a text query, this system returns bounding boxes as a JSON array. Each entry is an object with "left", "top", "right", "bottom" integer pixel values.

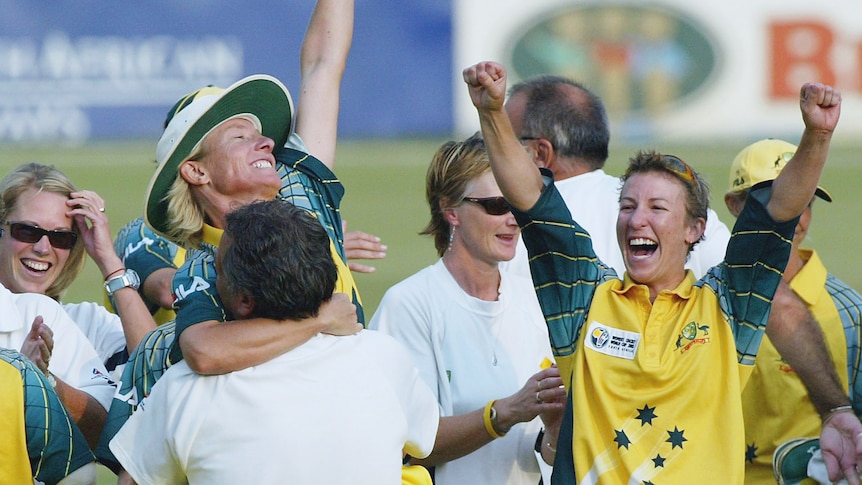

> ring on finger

[{"left": 536, "top": 391, "right": 542, "bottom": 404}]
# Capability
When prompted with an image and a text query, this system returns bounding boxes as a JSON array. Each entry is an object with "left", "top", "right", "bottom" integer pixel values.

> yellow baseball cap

[{"left": 727, "top": 138, "right": 832, "bottom": 202}]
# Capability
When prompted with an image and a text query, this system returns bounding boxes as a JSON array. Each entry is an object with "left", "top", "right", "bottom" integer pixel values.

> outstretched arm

[
  {"left": 295, "top": 0, "right": 354, "bottom": 169},
  {"left": 462, "top": 61, "right": 544, "bottom": 211},
  {"left": 767, "top": 83, "right": 841, "bottom": 221}
]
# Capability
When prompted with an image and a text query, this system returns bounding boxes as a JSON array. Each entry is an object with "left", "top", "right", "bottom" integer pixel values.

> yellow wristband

[{"left": 483, "top": 400, "right": 506, "bottom": 439}]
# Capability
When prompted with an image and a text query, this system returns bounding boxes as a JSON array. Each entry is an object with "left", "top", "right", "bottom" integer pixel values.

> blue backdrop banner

[{"left": 0, "top": 0, "right": 452, "bottom": 142}]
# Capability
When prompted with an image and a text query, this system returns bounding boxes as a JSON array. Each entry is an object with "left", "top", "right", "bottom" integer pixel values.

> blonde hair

[
  {"left": 164, "top": 173, "right": 206, "bottom": 248},
  {"left": 161, "top": 117, "right": 269, "bottom": 248},
  {"left": 162, "top": 137, "right": 211, "bottom": 249},
  {"left": 0, "top": 163, "right": 86, "bottom": 300},
  {"left": 421, "top": 133, "right": 491, "bottom": 256}
]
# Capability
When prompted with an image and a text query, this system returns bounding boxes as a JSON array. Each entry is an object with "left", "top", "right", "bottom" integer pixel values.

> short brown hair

[
  {"left": 621, "top": 150, "right": 710, "bottom": 250},
  {"left": 421, "top": 133, "right": 491, "bottom": 256}
]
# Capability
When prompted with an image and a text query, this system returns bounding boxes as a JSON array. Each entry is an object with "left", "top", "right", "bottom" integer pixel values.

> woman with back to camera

[{"left": 370, "top": 133, "right": 565, "bottom": 485}]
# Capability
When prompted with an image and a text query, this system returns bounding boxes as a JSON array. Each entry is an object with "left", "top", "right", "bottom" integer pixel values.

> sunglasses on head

[
  {"left": 3, "top": 222, "right": 78, "bottom": 250},
  {"left": 660, "top": 155, "right": 696, "bottom": 185},
  {"left": 462, "top": 196, "right": 511, "bottom": 216}
]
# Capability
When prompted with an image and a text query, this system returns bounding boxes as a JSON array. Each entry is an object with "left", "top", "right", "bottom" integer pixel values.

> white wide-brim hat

[{"left": 144, "top": 74, "right": 295, "bottom": 238}]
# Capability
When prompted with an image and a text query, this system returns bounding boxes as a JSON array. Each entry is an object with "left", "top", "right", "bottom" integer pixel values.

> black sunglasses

[
  {"left": 462, "top": 197, "right": 511, "bottom": 216},
  {"left": 3, "top": 222, "right": 78, "bottom": 250}
]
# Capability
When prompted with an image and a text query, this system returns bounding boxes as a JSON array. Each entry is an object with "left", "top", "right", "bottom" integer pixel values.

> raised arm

[
  {"left": 69, "top": 190, "right": 157, "bottom": 350},
  {"left": 767, "top": 83, "right": 841, "bottom": 221},
  {"left": 462, "top": 61, "right": 544, "bottom": 211},
  {"left": 295, "top": 0, "right": 354, "bottom": 168}
]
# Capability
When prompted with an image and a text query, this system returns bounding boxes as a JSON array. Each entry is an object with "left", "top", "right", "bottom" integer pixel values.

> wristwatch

[
  {"left": 104, "top": 269, "right": 141, "bottom": 296},
  {"left": 490, "top": 403, "right": 507, "bottom": 437}
]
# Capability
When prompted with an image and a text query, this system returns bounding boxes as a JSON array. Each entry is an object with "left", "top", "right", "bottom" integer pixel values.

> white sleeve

[
  {"left": 285, "top": 132, "right": 309, "bottom": 152},
  {"left": 686, "top": 208, "right": 731, "bottom": 278},
  {"left": 62, "top": 302, "right": 126, "bottom": 366},
  {"left": 56, "top": 462, "right": 97, "bottom": 485},
  {"left": 372, "top": 333, "right": 440, "bottom": 460},
  {"left": 369, "top": 281, "right": 443, "bottom": 406},
  {"left": 402, "top": 366, "right": 440, "bottom": 459},
  {"left": 15, "top": 293, "right": 115, "bottom": 410},
  {"left": 110, "top": 369, "right": 187, "bottom": 485}
]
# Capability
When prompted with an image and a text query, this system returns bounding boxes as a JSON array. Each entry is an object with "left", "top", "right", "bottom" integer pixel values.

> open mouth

[
  {"left": 629, "top": 237, "right": 657, "bottom": 257},
  {"left": 22, "top": 259, "right": 50, "bottom": 273},
  {"left": 251, "top": 160, "right": 273, "bottom": 169}
]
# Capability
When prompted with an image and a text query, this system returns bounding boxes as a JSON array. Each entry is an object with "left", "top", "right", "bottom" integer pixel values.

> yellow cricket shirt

[
  {"left": 514, "top": 171, "right": 797, "bottom": 485},
  {"left": 742, "top": 249, "right": 859, "bottom": 484}
]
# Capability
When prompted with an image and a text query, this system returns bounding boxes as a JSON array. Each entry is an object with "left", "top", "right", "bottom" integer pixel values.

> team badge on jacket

[
  {"left": 675, "top": 322, "right": 710, "bottom": 353},
  {"left": 585, "top": 321, "right": 640, "bottom": 360}
]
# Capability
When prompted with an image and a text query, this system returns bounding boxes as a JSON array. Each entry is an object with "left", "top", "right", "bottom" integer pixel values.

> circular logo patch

[
  {"left": 509, "top": 4, "right": 718, "bottom": 117},
  {"left": 591, "top": 326, "right": 611, "bottom": 348}
]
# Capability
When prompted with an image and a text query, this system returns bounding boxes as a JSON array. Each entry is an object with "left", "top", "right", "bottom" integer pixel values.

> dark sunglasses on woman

[
  {"left": 462, "top": 196, "right": 511, "bottom": 216},
  {"left": 2, "top": 222, "right": 78, "bottom": 250}
]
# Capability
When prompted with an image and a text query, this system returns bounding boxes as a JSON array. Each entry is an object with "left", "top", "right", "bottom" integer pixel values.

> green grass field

[
  {"left": 1, "top": 136, "right": 860, "bottom": 484},
  {"left": 2, "top": 136, "right": 860, "bottom": 317}
]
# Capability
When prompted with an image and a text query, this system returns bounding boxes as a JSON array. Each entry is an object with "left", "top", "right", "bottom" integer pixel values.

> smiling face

[
  {"left": 616, "top": 171, "right": 704, "bottom": 298},
  {"left": 0, "top": 189, "right": 74, "bottom": 295},
  {"left": 194, "top": 117, "right": 283, "bottom": 205},
  {"left": 447, "top": 171, "right": 520, "bottom": 266}
]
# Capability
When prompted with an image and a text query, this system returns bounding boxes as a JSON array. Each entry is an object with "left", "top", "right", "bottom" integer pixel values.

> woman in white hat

[
  {"left": 96, "top": 0, "right": 363, "bottom": 473},
  {"left": 143, "top": 0, "right": 362, "bottom": 375}
]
